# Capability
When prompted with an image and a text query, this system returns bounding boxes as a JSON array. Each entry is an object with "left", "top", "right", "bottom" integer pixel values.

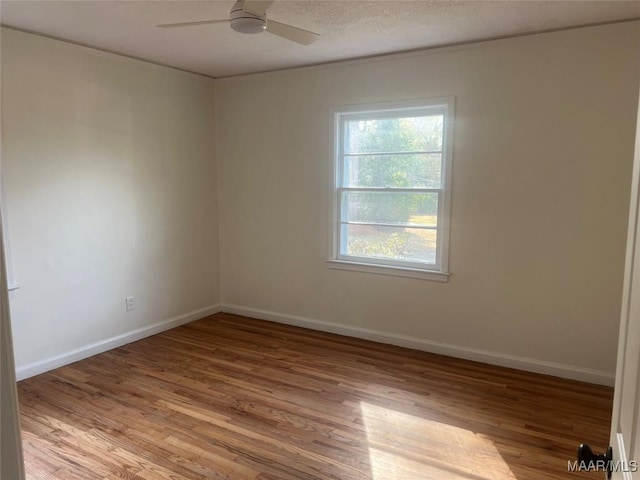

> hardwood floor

[{"left": 18, "top": 313, "right": 613, "bottom": 480}]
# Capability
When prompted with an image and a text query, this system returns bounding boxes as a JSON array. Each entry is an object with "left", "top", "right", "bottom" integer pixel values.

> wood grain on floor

[{"left": 18, "top": 313, "right": 613, "bottom": 479}]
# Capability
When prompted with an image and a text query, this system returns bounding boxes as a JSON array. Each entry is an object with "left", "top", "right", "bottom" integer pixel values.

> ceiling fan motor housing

[{"left": 230, "top": 0, "right": 266, "bottom": 34}]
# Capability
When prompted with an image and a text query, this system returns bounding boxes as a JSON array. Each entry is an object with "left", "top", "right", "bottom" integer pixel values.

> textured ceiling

[{"left": 1, "top": 1, "right": 639, "bottom": 78}]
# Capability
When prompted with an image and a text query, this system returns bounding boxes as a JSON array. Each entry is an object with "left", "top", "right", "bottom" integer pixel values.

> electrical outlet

[{"left": 125, "top": 296, "right": 134, "bottom": 312}]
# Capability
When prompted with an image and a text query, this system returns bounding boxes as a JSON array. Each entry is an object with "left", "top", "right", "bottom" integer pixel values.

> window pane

[
  {"left": 345, "top": 115, "right": 443, "bottom": 154},
  {"left": 344, "top": 153, "right": 441, "bottom": 188},
  {"left": 343, "top": 224, "right": 437, "bottom": 264},
  {"left": 342, "top": 191, "right": 438, "bottom": 227}
]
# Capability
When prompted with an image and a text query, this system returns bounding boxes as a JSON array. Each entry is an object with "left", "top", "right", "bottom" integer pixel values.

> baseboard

[
  {"left": 16, "top": 304, "right": 222, "bottom": 381},
  {"left": 221, "top": 304, "right": 615, "bottom": 387}
]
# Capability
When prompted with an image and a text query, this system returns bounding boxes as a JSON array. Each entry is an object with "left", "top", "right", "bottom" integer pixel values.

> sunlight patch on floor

[{"left": 359, "top": 402, "right": 516, "bottom": 480}]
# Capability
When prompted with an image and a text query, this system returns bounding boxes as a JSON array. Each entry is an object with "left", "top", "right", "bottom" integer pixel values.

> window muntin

[{"left": 333, "top": 99, "right": 453, "bottom": 274}]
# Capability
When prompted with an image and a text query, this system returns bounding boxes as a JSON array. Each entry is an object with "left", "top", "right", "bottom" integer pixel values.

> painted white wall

[
  {"left": 1, "top": 28, "right": 220, "bottom": 375},
  {"left": 215, "top": 22, "right": 640, "bottom": 382}
]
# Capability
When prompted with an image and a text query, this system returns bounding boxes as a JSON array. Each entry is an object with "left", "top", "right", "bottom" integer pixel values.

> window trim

[{"left": 328, "top": 97, "right": 455, "bottom": 280}]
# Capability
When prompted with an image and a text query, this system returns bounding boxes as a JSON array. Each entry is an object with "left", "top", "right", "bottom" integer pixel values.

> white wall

[
  {"left": 215, "top": 22, "right": 640, "bottom": 384},
  {"left": 1, "top": 28, "right": 220, "bottom": 377}
]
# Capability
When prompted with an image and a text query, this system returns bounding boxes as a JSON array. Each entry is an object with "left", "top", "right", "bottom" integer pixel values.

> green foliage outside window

[{"left": 343, "top": 114, "right": 444, "bottom": 262}]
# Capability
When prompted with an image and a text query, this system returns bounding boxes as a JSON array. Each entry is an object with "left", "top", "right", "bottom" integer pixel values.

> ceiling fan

[{"left": 157, "top": 0, "right": 320, "bottom": 46}]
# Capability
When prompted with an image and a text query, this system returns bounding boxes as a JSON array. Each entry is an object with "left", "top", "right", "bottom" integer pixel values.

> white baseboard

[
  {"left": 16, "top": 304, "right": 221, "bottom": 381},
  {"left": 221, "top": 304, "right": 615, "bottom": 387}
]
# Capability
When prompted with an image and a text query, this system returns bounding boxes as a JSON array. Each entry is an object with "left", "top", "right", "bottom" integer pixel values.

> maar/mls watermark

[{"left": 568, "top": 459, "right": 639, "bottom": 473}]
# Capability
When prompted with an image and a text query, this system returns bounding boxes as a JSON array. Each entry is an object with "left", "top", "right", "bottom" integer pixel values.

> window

[{"left": 329, "top": 98, "right": 454, "bottom": 281}]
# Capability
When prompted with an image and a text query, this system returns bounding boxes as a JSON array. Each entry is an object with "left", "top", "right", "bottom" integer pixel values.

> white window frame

[{"left": 327, "top": 97, "right": 454, "bottom": 282}]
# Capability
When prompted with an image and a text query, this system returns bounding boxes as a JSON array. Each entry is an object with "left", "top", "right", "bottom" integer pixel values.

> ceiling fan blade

[
  {"left": 266, "top": 20, "right": 319, "bottom": 45},
  {"left": 157, "top": 19, "right": 228, "bottom": 28},
  {"left": 242, "top": 1, "right": 273, "bottom": 16}
]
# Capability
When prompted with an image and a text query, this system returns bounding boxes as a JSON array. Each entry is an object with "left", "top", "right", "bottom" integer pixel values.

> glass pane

[
  {"left": 342, "top": 191, "right": 438, "bottom": 227},
  {"left": 345, "top": 115, "right": 443, "bottom": 154},
  {"left": 342, "top": 224, "right": 437, "bottom": 264},
  {"left": 344, "top": 153, "right": 441, "bottom": 189}
]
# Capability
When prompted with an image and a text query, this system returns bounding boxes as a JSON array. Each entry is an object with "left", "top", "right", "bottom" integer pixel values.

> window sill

[{"left": 326, "top": 259, "right": 450, "bottom": 282}]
